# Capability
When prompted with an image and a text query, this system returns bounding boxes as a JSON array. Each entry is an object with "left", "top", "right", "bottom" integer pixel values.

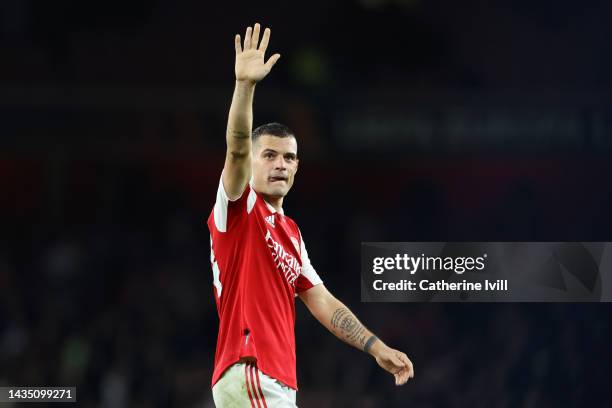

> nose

[{"left": 273, "top": 155, "right": 286, "bottom": 170}]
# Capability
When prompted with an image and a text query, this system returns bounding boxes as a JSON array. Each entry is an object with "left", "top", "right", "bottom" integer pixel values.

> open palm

[{"left": 235, "top": 23, "right": 281, "bottom": 83}]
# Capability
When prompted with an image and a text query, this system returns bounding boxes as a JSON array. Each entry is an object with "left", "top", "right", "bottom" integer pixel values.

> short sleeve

[
  {"left": 295, "top": 231, "right": 323, "bottom": 293},
  {"left": 212, "top": 173, "right": 256, "bottom": 233}
]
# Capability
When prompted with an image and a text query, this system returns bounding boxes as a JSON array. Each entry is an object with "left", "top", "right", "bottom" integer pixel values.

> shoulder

[{"left": 212, "top": 176, "right": 260, "bottom": 233}]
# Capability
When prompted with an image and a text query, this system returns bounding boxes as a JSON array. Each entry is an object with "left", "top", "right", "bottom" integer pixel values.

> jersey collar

[{"left": 264, "top": 199, "right": 284, "bottom": 215}]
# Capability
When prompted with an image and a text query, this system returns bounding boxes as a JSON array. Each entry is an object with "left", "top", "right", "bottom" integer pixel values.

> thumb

[{"left": 265, "top": 53, "right": 281, "bottom": 70}]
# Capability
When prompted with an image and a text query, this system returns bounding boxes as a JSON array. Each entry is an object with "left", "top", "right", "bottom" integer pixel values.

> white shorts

[{"left": 212, "top": 361, "right": 297, "bottom": 408}]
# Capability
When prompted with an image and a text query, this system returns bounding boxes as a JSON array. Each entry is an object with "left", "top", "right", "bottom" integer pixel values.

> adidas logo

[{"left": 265, "top": 214, "right": 275, "bottom": 228}]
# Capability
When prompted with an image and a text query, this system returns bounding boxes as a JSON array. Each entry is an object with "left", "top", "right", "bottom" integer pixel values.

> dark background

[{"left": 1, "top": 0, "right": 611, "bottom": 406}]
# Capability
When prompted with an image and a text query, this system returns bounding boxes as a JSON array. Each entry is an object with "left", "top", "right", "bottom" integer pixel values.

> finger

[
  {"left": 394, "top": 366, "right": 405, "bottom": 384},
  {"left": 398, "top": 368, "right": 409, "bottom": 384},
  {"left": 399, "top": 354, "right": 414, "bottom": 377},
  {"left": 259, "top": 27, "right": 271, "bottom": 53},
  {"left": 251, "top": 23, "right": 261, "bottom": 49},
  {"left": 244, "top": 26, "right": 252, "bottom": 50},
  {"left": 234, "top": 34, "right": 242, "bottom": 54},
  {"left": 404, "top": 358, "right": 414, "bottom": 378},
  {"left": 264, "top": 53, "right": 281, "bottom": 70}
]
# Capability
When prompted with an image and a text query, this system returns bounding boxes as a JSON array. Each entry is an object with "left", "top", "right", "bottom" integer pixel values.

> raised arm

[
  {"left": 299, "top": 284, "right": 415, "bottom": 386},
  {"left": 223, "top": 23, "right": 281, "bottom": 200}
]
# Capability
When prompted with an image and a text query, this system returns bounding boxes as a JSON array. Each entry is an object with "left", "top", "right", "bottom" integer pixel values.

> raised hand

[{"left": 234, "top": 23, "right": 281, "bottom": 84}]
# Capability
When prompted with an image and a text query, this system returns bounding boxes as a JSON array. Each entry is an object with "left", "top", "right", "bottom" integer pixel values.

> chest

[{"left": 252, "top": 203, "right": 303, "bottom": 286}]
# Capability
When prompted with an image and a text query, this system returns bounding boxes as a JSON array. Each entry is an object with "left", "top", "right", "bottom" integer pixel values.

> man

[{"left": 208, "top": 23, "right": 414, "bottom": 407}]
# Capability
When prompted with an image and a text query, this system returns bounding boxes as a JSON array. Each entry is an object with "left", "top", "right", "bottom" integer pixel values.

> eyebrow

[
  {"left": 261, "top": 149, "right": 278, "bottom": 154},
  {"left": 261, "top": 149, "right": 297, "bottom": 157}
]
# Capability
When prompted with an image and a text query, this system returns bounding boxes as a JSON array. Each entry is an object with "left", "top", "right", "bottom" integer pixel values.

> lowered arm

[{"left": 299, "top": 284, "right": 414, "bottom": 385}]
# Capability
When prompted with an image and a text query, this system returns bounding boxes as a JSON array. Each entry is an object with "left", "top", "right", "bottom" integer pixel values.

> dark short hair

[{"left": 252, "top": 122, "right": 296, "bottom": 142}]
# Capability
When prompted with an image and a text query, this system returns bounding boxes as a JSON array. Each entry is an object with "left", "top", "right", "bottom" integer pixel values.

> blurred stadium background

[{"left": 1, "top": 0, "right": 611, "bottom": 406}]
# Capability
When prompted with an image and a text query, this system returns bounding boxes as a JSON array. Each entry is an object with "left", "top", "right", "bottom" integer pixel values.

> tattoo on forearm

[{"left": 331, "top": 307, "right": 369, "bottom": 349}]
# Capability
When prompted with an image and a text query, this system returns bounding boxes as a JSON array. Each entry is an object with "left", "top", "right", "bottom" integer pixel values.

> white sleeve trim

[
  {"left": 299, "top": 230, "right": 323, "bottom": 286},
  {"left": 210, "top": 235, "right": 222, "bottom": 297},
  {"left": 247, "top": 188, "right": 257, "bottom": 214},
  {"left": 213, "top": 174, "right": 245, "bottom": 233}
]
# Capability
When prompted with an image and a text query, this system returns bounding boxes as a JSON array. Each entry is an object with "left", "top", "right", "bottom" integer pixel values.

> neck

[{"left": 261, "top": 194, "right": 284, "bottom": 212}]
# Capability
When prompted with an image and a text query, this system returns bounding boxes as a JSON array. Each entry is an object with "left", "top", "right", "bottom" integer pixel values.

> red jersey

[{"left": 207, "top": 176, "right": 322, "bottom": 390}]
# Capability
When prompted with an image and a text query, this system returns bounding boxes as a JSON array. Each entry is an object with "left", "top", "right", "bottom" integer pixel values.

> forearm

[
  {"left": 226, "top": 80, "right": 256, "bottom": 156},
  {"left": 300, "top": 285, "right": 414, "bottom": 384},
  {"left": 315, "top": 295, "right": 381, "bottom": 355}
]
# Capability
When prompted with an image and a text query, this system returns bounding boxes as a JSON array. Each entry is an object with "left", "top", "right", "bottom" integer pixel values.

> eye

[
  {"left": 264, "top": 152, "right": 274, "bottom": 159},
  {"left": 284, "top": 155, "right": 296, "bottom": 162}
]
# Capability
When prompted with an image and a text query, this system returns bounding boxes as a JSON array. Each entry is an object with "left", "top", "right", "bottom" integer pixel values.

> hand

[
  {"left": 234, "top": 23, "right": 281, "bottom": 84},
  {"left": 373, "top": 344, "right": 415, "bottom": 386}
]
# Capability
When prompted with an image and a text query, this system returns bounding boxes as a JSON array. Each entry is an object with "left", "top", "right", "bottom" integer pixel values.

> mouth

[{"left": 268, "top": 176, "right": 287, "bottom": 183}]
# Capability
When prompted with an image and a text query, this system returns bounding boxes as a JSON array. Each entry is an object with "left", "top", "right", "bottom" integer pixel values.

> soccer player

[{"left": 208, "top": 23, "right": 414, "bottom": 407}]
